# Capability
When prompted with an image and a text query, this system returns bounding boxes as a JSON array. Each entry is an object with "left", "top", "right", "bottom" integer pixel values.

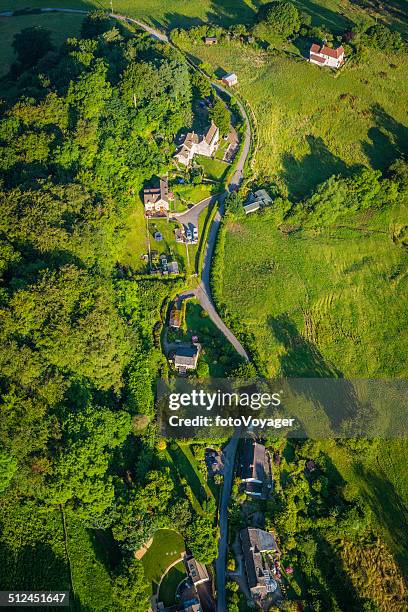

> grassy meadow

[
  {"left": 1, "top": 0, "right": 406, "bottom": 32},
  {"left": 182, "top": 39, "right": 408, "bottom": 198},
  {"left": 320, "top": 439, "right": 408, "bottom": 578},
  {"left": 0, "top": 11, "right": 84, "bottom": 76},
  {"left": 222, "top": 207, "right": 407, "bottom": 377}
]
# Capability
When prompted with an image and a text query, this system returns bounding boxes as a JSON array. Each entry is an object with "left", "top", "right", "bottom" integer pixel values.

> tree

[
  {"left": 12, "top": 26, "right": 54, "bottom": 69},
  {"left": 186, "top": 516, "right": 218, "bottom": 564},
  {"left": 81, "top": 11, "right": 113, "bottom": 39},
  {"left": 209, "top": 98, "right": 230, "bottom": 135},
  {"left": 112, "top": 558, "right": 150, "bottom": 611},
  {"left": 197, "top": 360, "right": 210, "bottom": 379},
  {"left": 0, "top": 451, "right": 18, "bottom": 493},
  {"left": 362, "top": 24, "right": 404, "bottom": 51},
  {"left": 191, "top": 70, "right": 212, "bottom": 98},
  {"left": 257, "top": 1, "right": 301, "bottom": 39}
]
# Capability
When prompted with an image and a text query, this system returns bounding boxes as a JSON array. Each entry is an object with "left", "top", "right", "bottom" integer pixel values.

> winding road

[{"left": 3, "top": 8, "right": 253, "bottom": 609}]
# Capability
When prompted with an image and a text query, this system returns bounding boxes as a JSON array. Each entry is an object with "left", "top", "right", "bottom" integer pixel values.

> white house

[
  {"left": 174, "top": 122, "right": 219, "bottom": 167},
  {"left": 222, "top": 72, "right": 238, "bottom": 87},
  {"left": 143, "top": 176, "right": 172, "bottom": 217},
  {"left": 309, "top": 43, "right": 345, "bottom": 68}
]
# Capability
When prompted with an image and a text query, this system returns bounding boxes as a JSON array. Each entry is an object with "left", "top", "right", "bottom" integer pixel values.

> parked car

[
  {"left": 192, "top": 226, "right": 198, "bottom": 241},
  {"left": 186, "top": 229, "right": 192, "bottom": 242}
]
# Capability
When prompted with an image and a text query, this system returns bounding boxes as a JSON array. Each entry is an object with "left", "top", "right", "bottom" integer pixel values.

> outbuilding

[{"left": 222, "top": 72, "right": 238, "bottom": 87}]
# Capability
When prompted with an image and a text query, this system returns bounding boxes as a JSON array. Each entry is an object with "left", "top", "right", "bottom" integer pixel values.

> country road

[{"left": 3, "top": 8, "right": 253, "bottom": 609}]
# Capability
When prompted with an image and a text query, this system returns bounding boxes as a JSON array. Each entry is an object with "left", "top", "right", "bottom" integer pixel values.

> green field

[
  {"left": 0, "top": 11, "right": 85, "bottom": 76},
  {"left": 321, "top": 439, "right": 408, "bottom": 576},
  {"left": 221, "top": 208, "right": 407, "bottom": 377},
  {"left": 1, "top": 0, "right": 406, "bottom": 32},
  {"left": 141, "top": 528, "right": 185, "bottom": 593},
  {"left": 181, "top": 39, "right": 408, "bottom": 199}
]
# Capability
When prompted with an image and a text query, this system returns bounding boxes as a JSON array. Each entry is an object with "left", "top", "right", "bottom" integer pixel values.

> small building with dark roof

[
  {"left": 239, "top": 438, "right": 266, "bottom": 496},
  {"left": 174, "top": 345, "right": 200, "bottom": 373}
]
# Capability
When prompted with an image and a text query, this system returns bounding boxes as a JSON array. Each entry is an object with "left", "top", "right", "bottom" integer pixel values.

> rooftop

[
  {"left": 174, "top": 345, "right": 199, "bottom": 368},
  {"left": 240, "top": 438, "right": 266, "bottom": 482},
  {"left": 185, "top": 555, "right": 209, "bottom": 585}
]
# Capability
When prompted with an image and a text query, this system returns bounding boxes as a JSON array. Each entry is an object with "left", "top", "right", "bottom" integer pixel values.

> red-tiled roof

[
  {"left": 320, "top": 44, "right": 344, "bottom": 58},
  {"left": 310, "top": 53, "right": 326, "bottom": 64},
  {"left": 310, "top": 43, "right": 344, "bottom": 59}
]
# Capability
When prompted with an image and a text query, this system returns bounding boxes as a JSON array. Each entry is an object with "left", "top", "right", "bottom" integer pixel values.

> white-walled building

[
  {"left": 143, "top": 176, "right": 171, "bottom": 217},
  {"left": 174, "top": 122, "right": 219, "bottom": 167},
  {"left": 222, "top": 72, "right": 238, "bottom": 86},
  {"left": 309, "top": 43, "right": 345, "bottom": 68}
]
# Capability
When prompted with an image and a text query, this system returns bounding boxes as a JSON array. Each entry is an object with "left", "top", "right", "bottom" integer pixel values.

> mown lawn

[
  {"left": 180, "top": 39, "right": 408, "bottom": 199},
  {"left": 158, "top": 560, "right": 186, "bottom": 607},
  {"left": 141, "top": 528, "right": 185, "bottom": 594},
  {"left": 222, "top": 208, "right": 408, "bottom": 377},
  {"left": 172, "top": 182, "right": 214, "bottom": 211},
  {"left": 196, "top": 155, "right": 229, "bottom": 182}
]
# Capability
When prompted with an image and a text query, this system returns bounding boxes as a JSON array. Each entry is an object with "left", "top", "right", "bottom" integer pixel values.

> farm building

[
  {"left": 204, "top": 36, "right": 217, "bottom": 45},
  {"left": 309, "top": 43, "right": 345, "bottom": 68},
  {"left": 222, "top": 73, "right": 238, "bottom": 86},
  {"left": 174, "top": 122, "right": 219, "bottom": 167},
  {"left": 243, "top": 201, "right": 261, "bottom": 214}
]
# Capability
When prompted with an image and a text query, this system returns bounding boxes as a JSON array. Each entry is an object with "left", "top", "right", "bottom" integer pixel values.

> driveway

[{"left": 172, "top": 193, "right": 220, "bottom": 231}]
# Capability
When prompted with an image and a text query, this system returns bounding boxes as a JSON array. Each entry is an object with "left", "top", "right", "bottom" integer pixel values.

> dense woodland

[{"left": 0, "top": 12, "right": 215, "bottom": 608}]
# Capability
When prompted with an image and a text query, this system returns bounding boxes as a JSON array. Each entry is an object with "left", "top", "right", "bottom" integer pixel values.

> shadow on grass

[
  {"left": 0, "top": 541, "right": 70, "bottom": 591},
  {"left": 362, "top": 103, "right": 408, "bottom": 171},
  {"left": 313, "top": 535, "right": 365, "bottom": 610},
  {"left": 354, "top": 462, "right": 408, "bottom": 577},
  {"left": 267, "top": 314, "right": 376, "bottom": 432},
  {"left": 168, "top": 443, "right": 207, "bottom": 505},
  {"left": 281, "top": 135, "right": 358, "bottom": 200}
]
